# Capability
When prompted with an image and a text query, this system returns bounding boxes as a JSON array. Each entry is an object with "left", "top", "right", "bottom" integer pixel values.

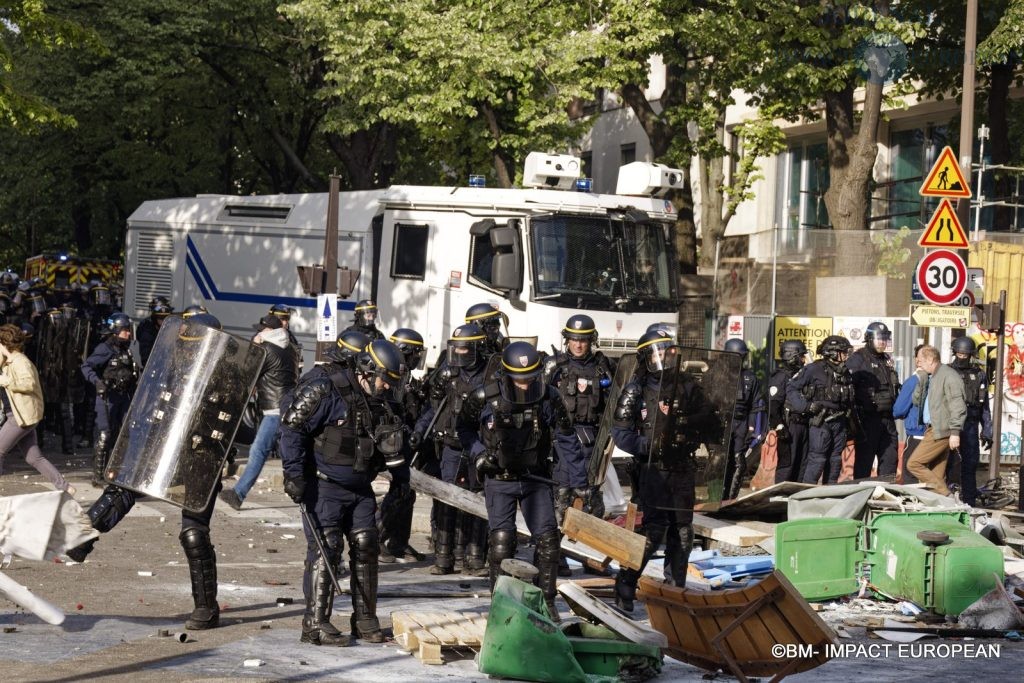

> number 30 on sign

[{"left": 915, "top": 249, "right": 967, "bottom": 306}]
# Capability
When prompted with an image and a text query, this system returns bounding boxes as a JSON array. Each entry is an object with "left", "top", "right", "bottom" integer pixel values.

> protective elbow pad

[{"left": 283, "top": 377, "right": 333, "bottom": 430}]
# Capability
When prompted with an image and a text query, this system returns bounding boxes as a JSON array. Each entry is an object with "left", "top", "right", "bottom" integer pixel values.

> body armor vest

[
  {"left": 852, "top": 348, "right": 900, "bottom": 412},
  {"left": 103, "top": 347, "right": 139, "bottom": 394},
  {"left": 809, "top": 361, "right": 855, "bottom": 408},
  {"left": 955, "top": 365, "right": 986, "bottom": 413},
  {"left": 553, "top": 353, "right": 611, "bottom": 426},
  {"left": 733, "top": 368, "right": 758, "bottom": 421},
  {"left": 313, "top": 372, "right": 398, "bottom": 472},
  {"left": 480, "top": 380, "right": 550, "bottom": 473},
  {"left": 436, "top": 366, "right": 483, "bottom": 444}
]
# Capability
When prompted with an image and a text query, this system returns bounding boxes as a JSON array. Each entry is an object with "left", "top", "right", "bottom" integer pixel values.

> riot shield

[
  {"left": 104, "top": 317, "right": 266, "bottom": 512},
  {"left": 63, "top": 317, "right": 91, "bottom": 402},
  {"left": 589, "top": 353, "right": 637, "bottom": 486},
  {"left": 649, "top": 346, "right": 741, "bottom": 511},
  {"left": 36, "top": 316, "right": 67, "bottom": 402}
]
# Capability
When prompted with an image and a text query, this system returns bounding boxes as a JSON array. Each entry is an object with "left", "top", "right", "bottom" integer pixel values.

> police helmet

[
  {"left": 465, "top": 302, "right": 506, "bottom": 341},
  {"left": 389, "top": 328, "right": 425, "bottom": 371},
  {"left": 151, "top": 303, "right": 174, "bottom": 320},
  {"left": 499, "top": 341, "right": 545, "bottom": 404},
  {"left": 355, "top": 339, "right": 405, "bottom": 395},
  {"left": 354, "top": 299, "right": 378, "bottom": 327},
  {"left": 951, "top": 336, "right": 976, "bottom": 369},
  {"left": 0, "top": 270, "right": 19, "bottom": 291},
  {"left": 105, "top": 313, "right": 133, "bottom": 336},
  {"left": 645, "top": 322, "right": 677, "bottom": 339},
  {"left": 562, "top": 313, "right": 598, "bottom": 348},
  {"left": 863, "top": 321, "right": 892, "bottom": 347},
  {"left": 182, "top": 304, "right": 209, "bottom": 319},
  {"left": 178, "top": 312, "right": 222, "bottom": 342},
  {"left": 149, "top": 295, "right": 171, "bottom": 311},
  {"left": 779, "top": 339, "right": 808, "bottom": 364},
  {"left": 268, "top": 303, "right": 293, "bottom": 321},
  {"left": 59, "top": 302, "right": 76, "bottom": 320},
  {"left": 447, "top": 323, "right": 485, "bottom": 369},
  {"left": 89, "top": 280, "right": 111, "bottom": 307},
  {"left": 724, "top": 338, "right": 748, "bottom": 357},
  {"left": 19, "top": 322, "right": 35, "bottom": 339},
  {"left": 45, "top": 308, "right": 63, "bottom": 324},
  {"left": 817, "top": 335, "right": 852, "bottom": 363},
  {"left": 636, "top": 329, "right": 676, "bottom": 372},
  {"left": 325, "top": 329, "right": 370, "bottom": 365}
]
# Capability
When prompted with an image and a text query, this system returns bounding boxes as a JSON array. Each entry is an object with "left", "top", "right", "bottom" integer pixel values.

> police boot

[
  {"left": 301, "top": 528, "right": 349, "bottom": 647},
  {"left": 664, "top": 525, "right": 695, "bottom": 589},
  {"left": 463, "top": 517, "right": 490, "bottom": 577},
  {"left": 726, "top": 449, "right": 748, "bottom": 500},
  {"left": 92, "top": 431, "right": 111, "bottom": 484},
  {"left": 454, "top": 510, "right": 470, "bottom": 571},
  {"left": 614, "top": 524, "right": 665, "bottom": 613},
  {"left": 349, "top": 528, "right": 384, "bottom": 643},
  {"left": 534, "top": 530, "right": 562, "bottom": 623},
  {"left": 60, "top": 401, "right": 75, "bottom": 455},
  {"left": 180, "top": 528, "right": 220, "bottom": 630},
  {"left": 487, "top": 529, "right": 517, "bottom": 590},
  {"left": 430, "top": 503, "right": 456, "bottom": 575}
]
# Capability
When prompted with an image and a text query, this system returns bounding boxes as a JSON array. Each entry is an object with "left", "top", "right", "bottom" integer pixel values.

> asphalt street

[{"left": 2, "top": 445, "right": 1023, "bottom": 682}]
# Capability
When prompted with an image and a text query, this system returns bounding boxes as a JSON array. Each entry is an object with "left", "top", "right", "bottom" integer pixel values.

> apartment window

[
  {"left": 620, "top": 143, "right": 636, "bottom": 166},
  {"left": 779, "top": 141, "right": 831, "bottom": 233}
]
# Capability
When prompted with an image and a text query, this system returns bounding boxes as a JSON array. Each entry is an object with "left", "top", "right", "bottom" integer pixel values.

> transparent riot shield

[
  {"left": 649, "top": 346, "right": 741, "bottom": 511},
  {"left": 36, "top": 316, "right": 67, "bottom": 402},
  {"left": 63, "top": 317, "right": 92, "bottom": 401},
  {"left": 104, "top": 316, "right": 266, "bottom": 512},
  {"left": 589, "top": 353, "right": 637, "bottom": 486}
]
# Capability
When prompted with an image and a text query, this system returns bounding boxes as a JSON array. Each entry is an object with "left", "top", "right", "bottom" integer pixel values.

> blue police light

[
  {"left": 575, "top": 178, "right": 593, "bottom": 192},
  {"left": 58, "top": 254, "right": 69, "bottom": 262},
  {"left": 468, "top": 175, "right": 486, "bottom": 188}
]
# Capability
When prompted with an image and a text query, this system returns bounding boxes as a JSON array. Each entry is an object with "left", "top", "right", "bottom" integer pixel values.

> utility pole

[
  {"left": 956, "top": 0, "right": 978, "bottom": 230},
  {"left": 318, "top": 175, "right": 341, "bottom": 363}
]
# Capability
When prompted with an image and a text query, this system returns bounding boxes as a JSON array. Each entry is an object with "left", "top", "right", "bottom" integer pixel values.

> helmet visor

[
  {"left": 499, "top": 374, "right": 545, "bottom": 404},
  {"left": 447, "top": 340, "right": 479, "bottom": 368},
  {"left": 644, "top": 341, "right": 677, "bottom": 372}
]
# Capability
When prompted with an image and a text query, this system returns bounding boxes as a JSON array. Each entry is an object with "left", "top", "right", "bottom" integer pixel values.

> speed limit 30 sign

[{"left": 915, "top": 249, "right": 967, "bottom": 305}]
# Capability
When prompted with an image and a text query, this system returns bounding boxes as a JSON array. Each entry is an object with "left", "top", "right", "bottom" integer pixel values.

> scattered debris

[
  {"left": 137, "top": 571, "right": 153, "bottom": 577},
  {"left": 276, "top": 597, "right": 293, "bottom": 606},
  {"left": 392, "top": 610, "right": 486, "bottom": 664},
  {"left": 281, "top": 534, "right": 295, "bottom": 540},
  {"left": 958, "top": 576, "right": 1024, "bottom": 630},
  {"left": 266, "top": 549, "right": 278, "bottom": 554},
  {"left": 3, "top": 627, "right": 17, "bottom": 633},
  {"left": 243, "top": 659, "right": 264, "bottom": 667}
]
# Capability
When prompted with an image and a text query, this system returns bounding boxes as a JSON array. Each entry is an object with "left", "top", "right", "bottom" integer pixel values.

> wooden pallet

[{"left": 391, "top": 610, "right": 488, "bottom": 665}]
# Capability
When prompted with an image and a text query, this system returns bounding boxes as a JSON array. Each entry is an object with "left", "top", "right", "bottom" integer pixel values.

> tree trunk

[
  {"left": 672, "top": 169, "right": 698, "bottom": 275},
  {"left": 327, "top": 122, "right": 396, "bottom": 190},
  {"left": 479, "top": 102, "right": 513, "bottom": 188},
  {"left": 697, "top": 113, "right": 728, "bottom": 269}
]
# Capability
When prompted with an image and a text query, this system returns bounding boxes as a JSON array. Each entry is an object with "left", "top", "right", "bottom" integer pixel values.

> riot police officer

[
  {"left": 378, "top": 327, "right": 428, "bottom": 563},
  {"left": 949, "top": 337, "right": 992, "bottom": 505},
  {"left": 468, "top": 341, "right": 580, "bottom": 618},
  {"left": 611, "top": 330, "right": 716, "bottom": 612},
  {"left": 846, "top": 321, "right": 900, "bottom": 478},
  {"left": 723, "top": 339, "right": 765, "bottom": 499},
  {"left": 543, "top": 314, "right": 615, "bottom": 519},
  {"left": 465, "top": 302, "right": 507, "bottom": 361},
  {"left": 137, "top": 296, "right": 174, "bottom": 366},
  {"left": 786, "top": 336, "right": 855, "bottom": 485},
  {"left": 36, "top": 308, "right": 76, "bottom": 453},
  {"left": 68, "top": 312, "right": 248, "bottom": 631},
  {"left": 81, "top": 313, "right": 138, "bottom": 482},
  {"left": 413, "top": 324, "right": 490, "bottom": 576},
  {"left": 770, "top": 340, "right": 809, "bottom": 482},
  {"left": 341, "top": 300, "right": 385, "bottom": 341},
  {"left": 280, "top": 339, "right": 407, "bottom": 646}
]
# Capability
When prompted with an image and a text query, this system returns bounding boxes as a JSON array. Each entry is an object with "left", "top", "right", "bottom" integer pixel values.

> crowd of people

[{"left": 1, "top": 272, "right": 994, "bottom": 644}]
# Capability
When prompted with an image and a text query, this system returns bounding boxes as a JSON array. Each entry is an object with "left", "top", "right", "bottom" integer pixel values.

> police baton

[
  {"left": 523, "top": 473, "right": 560, "bottom": 487},
  {"left": 298, "top": 503, "right": 346, "bottom": 597}
]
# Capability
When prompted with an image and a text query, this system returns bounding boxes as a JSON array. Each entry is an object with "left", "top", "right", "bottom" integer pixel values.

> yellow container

[{"left": 969, "top": 241, "right": 1024, "bottom": 322}]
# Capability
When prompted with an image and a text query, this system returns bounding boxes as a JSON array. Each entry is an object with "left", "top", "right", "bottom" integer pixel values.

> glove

[
  {"left": 981, "top": 437, "right": 993, "bottom": 450},
  {"left": 283, "top": 475, "right": 306, "bottom": 504},
  {"left": 475, "top": 451, "right": 500, "bottom": 479},
  {"left": 808, "top": 401, "right": 824, "bottom": 414},
  {"left": 407, "top": 430, "right": 423, "bottom": 451},
  {"left": 95, "top": 379, "right": 108, "bottom": 396}
]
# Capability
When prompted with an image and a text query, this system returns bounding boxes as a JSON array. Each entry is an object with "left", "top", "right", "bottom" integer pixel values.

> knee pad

[
  {"left": 179, "top": 527, "right": 213, "bottom": 557},
  {"left": 488, "top": 529, "right": 516, "bottom": 562},
  {"left": 350, "top": 527, "right": 379, "bottom": 564},
  {"left": 321, "top": 526, "right": 344, "bottom": 563}
]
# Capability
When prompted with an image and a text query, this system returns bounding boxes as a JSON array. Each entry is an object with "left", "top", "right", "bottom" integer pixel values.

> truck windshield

[{"left": 530, "top": 213, "right": 679, "bottom": 312}]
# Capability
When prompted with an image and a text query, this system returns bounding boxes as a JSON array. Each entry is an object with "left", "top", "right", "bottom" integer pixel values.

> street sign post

[
  {"left": 316, "top": 293, "right": 338, "bottom": 342},
  {"left": 909, "top": 305, "right": 972, "bottom": 328},
  {"left": 915, "top": 249, "right": 967, "bottom": 306}
]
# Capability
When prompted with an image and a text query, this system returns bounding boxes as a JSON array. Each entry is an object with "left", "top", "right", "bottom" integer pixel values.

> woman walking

[{"left": 0, "top": 324, "right": 75, "bottom": 494}]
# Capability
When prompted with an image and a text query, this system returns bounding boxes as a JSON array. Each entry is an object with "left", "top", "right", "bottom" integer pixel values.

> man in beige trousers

[{"left": 908, "top": 346, "right": 966, "bottom": 496}]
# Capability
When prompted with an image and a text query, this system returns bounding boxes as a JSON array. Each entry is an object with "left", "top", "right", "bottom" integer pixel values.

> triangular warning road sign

[
  {"left": 919, "top": 198, "right": 969, "bottom": 248},
  {"left": 920, "top": 146, "right": 971, "bottom": 198}
]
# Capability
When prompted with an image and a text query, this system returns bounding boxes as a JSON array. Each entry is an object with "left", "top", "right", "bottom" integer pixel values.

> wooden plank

[
  {"left": 691, "top": 512, "right": 770, "bottom": 547},
  {"left": 624, "top": 502, "right": 638, "bottom": 532},
  {"left": 561, "top": 507, "right": 646, "bottom": 570},
  {"left": 417, "top": 641, "right": 444, "bottom": 665},
  {"left": 393, "top": 631, "right": 416, "bottom": 652},
  {"left": 557, "top": 581, "right": 668, "bottom": 648}
]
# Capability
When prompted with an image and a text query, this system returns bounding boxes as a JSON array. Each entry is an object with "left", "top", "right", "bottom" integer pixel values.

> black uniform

[
  {"left": 544, "top": 350, "right": 615, "bottom": 518},
  {"left": 280, "top": 366, "right": 402, "bottom": 643},
  {"left": 81, "top": 337, "right": 138, "bottom": 481},
  {"left": 468, "top": 380, "right": 580, "bottom": 611},
  {"left": 769, "top": 363, "right": 808, "bottom": 482},
  {"left": 952, "top": 362, "right": 993, "bottom": 506},
  {"left": 136, "top": 317, "right": 160, "bottom": 366},
  {"left": 846, "top": 346, "right": 900, "bottom": 478},
  {"left": 341, "top": 322, "right": 385, "bottom": 342},
  {"left": 724, "top": 368, "right": 766, "bottom": 498},
  {"left": 785, "top": 359, "right": 854, "bottom": 484}
]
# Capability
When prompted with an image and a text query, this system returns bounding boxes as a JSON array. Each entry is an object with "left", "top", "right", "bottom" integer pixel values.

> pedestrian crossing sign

[
  {"left": 919, "top": 146, "right": 971, "bottom": 198},
  {"left": 918, "top": 198, "right": 969, "bottom": 248}
]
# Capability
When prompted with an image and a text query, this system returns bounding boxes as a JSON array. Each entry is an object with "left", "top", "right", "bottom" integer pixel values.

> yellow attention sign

[
  {"left": 774, "top": 316, "right": 833, "bottom": 360},
  {"left": 919, "top": 146, "right": 971, "bottom": 198},
  {"left": 918, "top": 198, "right": 969, "bottom": 248}
]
